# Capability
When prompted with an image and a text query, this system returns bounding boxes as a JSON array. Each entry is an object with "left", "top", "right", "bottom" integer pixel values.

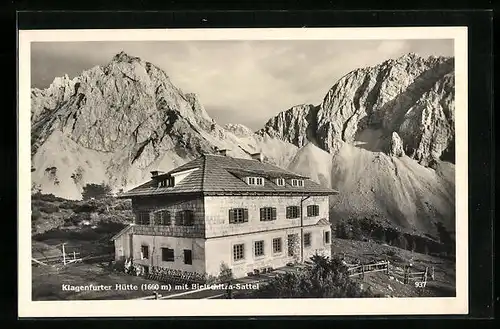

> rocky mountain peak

[
  {"left": 223, "top": 123, "right": 254, "bottom": 137},
  {"left": 259, "top": 53, "right": 455, "bottom": 166},
  {"left": 111, "top": 51, "right": 142, "bottom": 63}
]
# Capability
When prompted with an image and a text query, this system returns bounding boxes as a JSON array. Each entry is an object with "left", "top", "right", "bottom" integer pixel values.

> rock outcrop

[
  {"left": 388, "top": 132, "right": 405, "bottom": 157},
  {"left": 30, "top": 51, "right": 456, "bottom": 239},
  {"left": 30, "top": 51, "right": 297, "bottom": 199},
  {"left": 257, "top": 104, "right": 318, "bottom": 148},
  {"left": 259, "top": 53, "right": 455, "bottom": 166}
]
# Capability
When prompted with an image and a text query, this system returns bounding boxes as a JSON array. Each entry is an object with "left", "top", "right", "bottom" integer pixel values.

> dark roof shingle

[{"left": 118, "top": 154, "right": 338, "bottom": 197}]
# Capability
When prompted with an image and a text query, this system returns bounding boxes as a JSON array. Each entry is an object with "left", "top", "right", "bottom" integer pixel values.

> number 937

[{"left": 415, "top": 281, "right": 427, "bottom": 288}]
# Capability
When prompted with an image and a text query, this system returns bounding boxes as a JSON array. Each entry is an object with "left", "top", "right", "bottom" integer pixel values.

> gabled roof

[{"left": 118, "top": 154, "right": 338, "bottom": 198}]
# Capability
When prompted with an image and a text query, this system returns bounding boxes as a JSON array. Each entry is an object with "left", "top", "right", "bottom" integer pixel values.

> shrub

[
  {"left": 32, "top": 209, "right": 42, "bottom": 221},
  {"left": 82, "top": 183, "right": 112, "bottom": 200},
  {"left": 218, "top": 262, "right": 234, "bottom": 283},
  {"left": 39, "top": 203, "right": 60, "bottom": 214},
  {"left": 65, "top": 212, "right": 91, "bottom": 226},
  {"left": 243, "top": 254, "right": 378, "bottom": 298},
  {"left": 73, "top": 201, "right": 98, "bottom": 213}
]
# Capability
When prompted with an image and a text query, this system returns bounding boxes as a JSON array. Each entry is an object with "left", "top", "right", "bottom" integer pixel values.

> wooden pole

[
  {"left": 62, "top": 243, "right": 66, "bottom": 265},
  {"left": 73, "top": 251, "right": 76, "bottom": 260},
  {"left": 361, "top": 264, "right": 365, "bottom": 280},
  {"left": 386, "top": 260, "right": 389, "bottom": 275},
  {"left": 424, "top": 267, "right": 428, "bottom": 283},
  {"left": 431, "top": 267, "right": 435, "bottom": 280}
]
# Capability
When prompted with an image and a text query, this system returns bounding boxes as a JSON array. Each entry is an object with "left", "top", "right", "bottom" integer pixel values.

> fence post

[
  {"left": 62, "top": 243, "right": 66, "bottom": 265},
  {"left": 431, "top": 267, "right": 435, "bottom": 280},
  {"left": 403, "top": 267, "right": 408, "bottom": 284},
  {"left": 361, "top": 264, "right": 365, "bottom": 281},
  {"left": 424, "top": 267, "right": 428, "bottom": 283},
  {"left": 386, "top": 260, "right": 389, "bottom": 275}
]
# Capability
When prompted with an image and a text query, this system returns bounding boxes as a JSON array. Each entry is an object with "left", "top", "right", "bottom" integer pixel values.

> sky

[{"left": 31, "top": 39, "right": 453, "bottom": 130}]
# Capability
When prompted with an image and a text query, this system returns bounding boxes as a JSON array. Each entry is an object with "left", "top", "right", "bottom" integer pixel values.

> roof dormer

[
  {"left": 158, "top": 176, "right": 175, "bottom": 188},
  {"left": 246, "top": 176, "right": 265, "bottom": 186},
  {"left": 290, "top": 178, "right": 304, "bottom": 187},
  {"left": 274, "top": 178, "right": 285, "bottom": 186}
]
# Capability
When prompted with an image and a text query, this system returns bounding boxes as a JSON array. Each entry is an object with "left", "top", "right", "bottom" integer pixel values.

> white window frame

[
  {"left": 275, "top": 178, "right": 285, "bottom": 186},
  {"left": 254, "top": 240, "right": 265, "bottom": 258},
  {"left": 140, "top": 245, "right": 149, "bottom": 260},
  {"left": 272, "top": 237, "right": 283, "bottom": 255},
  {"left": 246, "top": 176, "right": 265, "bottom": 186},
  {"left": 324, "top": 230, "right": 331, "bottom": 245},
  {"left": 232, "top": 243, "right": 245, "bottom": 262},
  {"left": 290, "top": 179, "right": 304, "bottom": 187}
]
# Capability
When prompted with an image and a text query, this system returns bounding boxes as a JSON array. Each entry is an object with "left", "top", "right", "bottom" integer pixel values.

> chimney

[
  {"left": 150, "top": 170, "right": 164, "bottom": 178},
  {"left": 251, "top": 152, "right": 263, "bottom": 162}
]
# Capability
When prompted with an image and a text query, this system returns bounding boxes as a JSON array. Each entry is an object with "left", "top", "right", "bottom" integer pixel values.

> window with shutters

[
  {"left": 272, "top": 237, "right": 282, "bottom": 254},
  {"left": 260, "top": 207, "right": 276, "bottom": 221},
  {"left": 306, "top": 205, "right": 320, "bottom": 217},
  {"left": 254, "top": 240, "right": 264, "bottom": 257},
  {"left": 324, "top": 231, "right": 331, "bottom": 244},
  {"left": 183, "top": 249, "right": 192, "bottom": 265},
  {"left": 176, "top": 210, "right": 194, "bottom": 226},
  {"left": 233, "top": 244, "right": 245, "bottom": 261},
  {"left": 137, "top": 212, "right": 150, "bottom": 225},
  {"left": 141, "top": 245, "right": 149, "bottom": 259},
  {"left": 154, "top": 210, "right": 171, "bottom": 225},
  {"left": 229, "top": 208, "right": 248, "bottom": 224},
  {"left": 286, "top": 206, "right": 300, "bottom": 219},
  {"left": 161, "top": 248, "right": 174, "bottom": 262},
  {"left": 304, "top": 232, "right": 312, "bottom": 247}
]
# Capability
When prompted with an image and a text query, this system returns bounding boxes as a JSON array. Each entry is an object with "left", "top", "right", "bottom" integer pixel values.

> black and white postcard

[{"left": 18, "top": 27, "right": 468, "bottom": 317}]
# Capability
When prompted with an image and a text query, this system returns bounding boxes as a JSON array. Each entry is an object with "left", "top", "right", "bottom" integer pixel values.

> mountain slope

[
  {"left": 258, "top": 53, "right": 455, "bottom": 167},
  {"left": 259, "top": 53, "right": 456, "bottom": 238},
  {"left": 31, "top": 52, "right": 297, "bottom": 199}
]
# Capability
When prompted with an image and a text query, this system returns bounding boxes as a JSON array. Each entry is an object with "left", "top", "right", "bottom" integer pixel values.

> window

[
  {"left": 307, "top": 205, "right": 320, "bottom": 217},
  {"left": 272, "top": 238, "right": 282, "bottom": 254},
  {"left": 141, "top": 245, "right": 149, "bottom": 260},
  {"left": 158, "top": 177, "right": 174, "bottom": 188},
  {"left": 286, "top": 206, "right": 300, "bottom": 219},
  {"left": 161, "top": 248, "right": 174, "bottom": 262},
  {"left": 254, "top": 240, "right": 265, "bottom": 257},
  {"left": 275, "top": 178, "right": 285, "bottom": 186},
  {"left": 154, "top": 210, "right": 171, "bottom": 225},
  {"left": 246, "top": 177, "right": 265, "bottom": 186},
  {"left": 233, "top": 244, "right": 245, "bottom": 261},
  {"left": 291, "top": 179, "right": 304, "bottom": 187},
  {"left": 183, "top": 250, "right": 192, "bottom": 265},
  {"left": 176, "top": 210, "right": 194, "bottom": 226},
  {"left": 287, "top": 234, "right": 297, "bottom": 256},
  {"left": 324, "top": 231, "right": 331, "bottom": 244},
  {"left": 137, "top": 212, "right": 150, "bottom": 225},
  {"left": 229, "top": 208, "right": 249, "bottom": 224},
  {"left": 260, "top": 207, "right": 277, "bottom": 221},
  {"left": 304, "top": 233, "right": 312, "bottom": 247}
]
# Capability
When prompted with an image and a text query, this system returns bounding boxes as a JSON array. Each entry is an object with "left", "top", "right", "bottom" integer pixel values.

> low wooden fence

[
  {"left": 32, "top": 252, "right": 114, "bottom": 267},
  {"left": 346, "top": 260, "right": 434, "bottom": 284},
  {"left": 389, "top": 265, "right": 434, "bottom": 284}
]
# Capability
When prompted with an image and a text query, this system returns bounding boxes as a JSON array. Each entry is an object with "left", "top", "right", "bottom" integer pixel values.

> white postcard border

[{"left": 18, "top": 26, "right": 468, "bottom": 317}]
